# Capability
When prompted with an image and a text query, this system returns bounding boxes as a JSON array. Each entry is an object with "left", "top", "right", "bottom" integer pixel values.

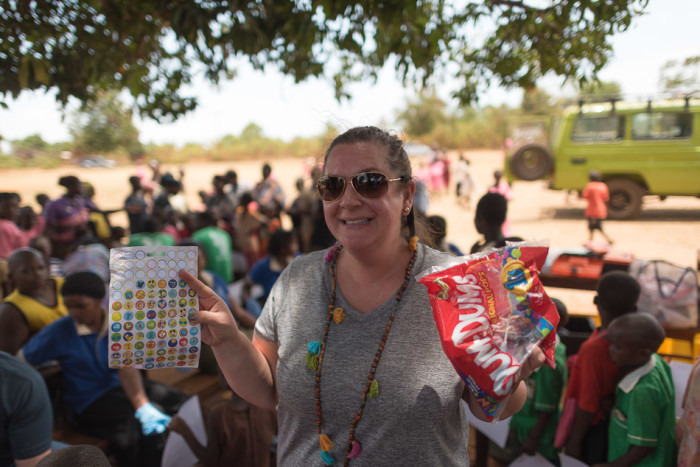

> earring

[{"left": 403, "top": 206, "right": 411, "bottom": 213}]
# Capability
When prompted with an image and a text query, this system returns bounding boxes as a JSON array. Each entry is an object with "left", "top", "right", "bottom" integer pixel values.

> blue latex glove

[{"left": 134, "top": 402, "right": 171, "bottom": 435}]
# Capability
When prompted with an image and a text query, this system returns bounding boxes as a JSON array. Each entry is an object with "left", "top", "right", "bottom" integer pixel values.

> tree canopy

[{"left": 1, "top": 0, "right": 648, "bottom": 122}]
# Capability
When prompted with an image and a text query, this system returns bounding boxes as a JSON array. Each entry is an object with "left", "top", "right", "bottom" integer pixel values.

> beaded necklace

[{"left": 306, "top": 240, "right": 418, "bottom": 466}]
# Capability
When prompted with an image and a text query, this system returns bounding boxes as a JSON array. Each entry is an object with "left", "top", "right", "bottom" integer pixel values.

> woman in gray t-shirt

[{"left": 182, "top": 126, "right": 544, "bottom": 466}]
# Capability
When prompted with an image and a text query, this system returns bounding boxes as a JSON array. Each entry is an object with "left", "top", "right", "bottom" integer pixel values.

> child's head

[
  {"left": 28, "top": 235, "right": 52, "bottom": 264},
  {"left": 8, "top": 248, "right": 47, "bottom": 294},
  {"left": 129, "top": 176, "right": 142, "bottom": 191},
  {"left": 595, "top": 271, "right": 641, "bottom": 327},
  {"left": 267, "top": 229, "right": 297, "bottom": 259},
  {"left": 212, "top": 175, "right": 226, "bottom": 193},
  {"left": 224, "top": 170, "right": 238, "bottom": 185},
  {"left": 588, "top": 170, "right": 602, "bottom": 182},
  {"left": 192, "top": 211, "right": 216, "bottom": 232},
  {"left": 474, "top": 192, "right": 507, "bottom": 234},
  {"left": 61, "top": 271, "right": 106, "bottom": 333},
  {"left": 35, "top": 193, "right": 49, "bottom": 208},
  {"left": 16, "top": 206, "right": 37, "bottom": 230},
  {"left": 607, "top": 312, "right": 665, "bottom": 367},
  {"left": 238, "top": 192, "right": 254, "bottom": 209},
  {"left": 551, "top": 297, "right": 570, "bottom": 330},
  {"left": 58, "top": 175, "right": 83, "bottom": 196},
  {"left": 0, "top": 192, "right": 20, "bottom": 220},
  {"left": 110, "top": 226, "right": 126, "bottom": 244}
]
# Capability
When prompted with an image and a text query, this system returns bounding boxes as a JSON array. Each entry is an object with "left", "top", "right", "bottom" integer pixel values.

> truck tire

[
  {"left": 606, "top": 178, "right": 644, "bottom": 219},
  {"left": 509, "top": 144, "right": 553, "bottom": 181}
]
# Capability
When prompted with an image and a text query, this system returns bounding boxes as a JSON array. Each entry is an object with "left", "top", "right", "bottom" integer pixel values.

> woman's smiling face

[{"left": 322, "top": 141, "right": 412, "bottom": 254}]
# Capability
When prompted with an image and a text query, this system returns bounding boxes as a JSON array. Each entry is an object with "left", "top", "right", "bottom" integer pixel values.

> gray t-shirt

[{"left": 255, "top": 243, "right": 469, "bottom": 466}]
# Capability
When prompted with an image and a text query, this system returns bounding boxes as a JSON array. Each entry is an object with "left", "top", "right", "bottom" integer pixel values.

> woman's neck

[{"left": 339, "top": 240, "right": 412, "bottom": 282}]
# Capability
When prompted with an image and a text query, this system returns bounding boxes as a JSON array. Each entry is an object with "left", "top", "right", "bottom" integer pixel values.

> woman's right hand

[{"left": 179, "top": 270, "right": 240, "bottom": 347}]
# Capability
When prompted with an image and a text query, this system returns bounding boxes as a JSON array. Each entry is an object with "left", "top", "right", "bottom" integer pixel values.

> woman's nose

[{"left": 337, "top": 181, "right": 362, "bottom": 206}]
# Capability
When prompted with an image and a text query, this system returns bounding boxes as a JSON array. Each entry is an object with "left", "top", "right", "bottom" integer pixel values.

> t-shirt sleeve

[
  {"left": 572, "top": 342, "right": 604, "bottom": 413},
  {"left": 624, "top": 386, "right": 662, "bottom": 447},
  {"left": 8, "top": 365, "right": 53, "bottom": 460},
  {"left": 21, "top": 322, "right": 61, "bottom": 366}
]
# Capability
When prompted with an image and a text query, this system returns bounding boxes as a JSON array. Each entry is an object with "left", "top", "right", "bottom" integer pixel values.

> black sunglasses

[{"left": 316, "top": 172, "right": 411, "bottom": 202}]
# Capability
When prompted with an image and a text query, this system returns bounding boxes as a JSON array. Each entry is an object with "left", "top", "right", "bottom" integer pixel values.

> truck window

[
  {"left": 631, "top": 112, "right": 693, "bottom": 139},
  {"left": 571, "top": 116, "right": 625, "bottom": 141}
]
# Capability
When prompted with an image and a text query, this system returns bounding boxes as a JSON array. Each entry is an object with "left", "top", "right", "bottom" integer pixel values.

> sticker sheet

[{"left": 108, "top": 246, "right": 200, "bottom": 370}]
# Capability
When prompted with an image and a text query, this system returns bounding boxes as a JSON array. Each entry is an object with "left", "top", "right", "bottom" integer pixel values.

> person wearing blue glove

[
  {"left": 135, "top": 402, "right": 172, "bottom": 435},
  {"left": 19, "top": 271, "right": 187, "bottom": 466}
]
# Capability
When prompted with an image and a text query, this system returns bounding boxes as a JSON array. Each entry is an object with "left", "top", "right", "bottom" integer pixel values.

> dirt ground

[{"left": 3, "top": 149, "right": 699, "bottom": 314}]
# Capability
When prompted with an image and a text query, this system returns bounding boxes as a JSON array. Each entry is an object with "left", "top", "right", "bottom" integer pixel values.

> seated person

[
  {"left": 19, "top": 272, "right": 187, "bottom": 467},
  {"left": 470, "top": 192, "right": 522, "bottom": 253},
  {"left": 168, "top": 368, "right": 277, "bottom": 467},
  {"left": 243, "top": 229, "right": 297, "bottom": 318},
  {"left": 0, "top": 248, "right": 67, "bottom": 355},
  {"left": 1, "top": 192, "right": 45, "bottom": 298},
  {"left": 0, "top": 351, "right": 53, "bottom": 466},
  {"left": 602, "top": 312, "right": 676, "bottom": 466},
  {"left": 191, "top": 211, "right": 233, "bottom": 284}
]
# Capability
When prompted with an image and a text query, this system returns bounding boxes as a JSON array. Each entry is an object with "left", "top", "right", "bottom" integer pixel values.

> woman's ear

[{"left": 403, "top": 179, "right": 416, "bottom": 204}]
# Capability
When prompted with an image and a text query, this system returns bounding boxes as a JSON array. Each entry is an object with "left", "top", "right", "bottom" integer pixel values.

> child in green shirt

[
  {"left": 595, "top": 312, "right": 676, "bottom": 467},
  {"left": 509, "top": 297, "right": 569, "bottom": 466}
]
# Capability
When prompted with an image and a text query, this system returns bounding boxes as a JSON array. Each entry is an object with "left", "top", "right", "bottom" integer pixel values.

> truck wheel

[
  {"left": 509, "top": 144, "right": 553, "bottom": 181},
  {"left": 606, "top": 178, "right": 644, "bottom": 219}
]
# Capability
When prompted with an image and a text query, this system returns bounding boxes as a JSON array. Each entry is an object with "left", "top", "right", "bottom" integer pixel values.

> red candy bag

[{"left": 418, "top": 241, "right": 559, "bottom": 421}]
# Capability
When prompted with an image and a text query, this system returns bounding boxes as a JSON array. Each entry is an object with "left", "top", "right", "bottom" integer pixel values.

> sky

[{"left": 0, "top": 0, "right": 698, "bottom": 148}]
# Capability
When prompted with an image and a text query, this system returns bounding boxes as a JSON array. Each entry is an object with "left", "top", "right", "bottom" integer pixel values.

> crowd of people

[{"left": 0, "top": 127, "right": 697, "bottom": 467}]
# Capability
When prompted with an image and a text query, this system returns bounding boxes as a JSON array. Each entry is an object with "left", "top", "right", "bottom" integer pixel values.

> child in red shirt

[
  {"left": 563, "top": 271, "right": 641, "bottom": 465},
  {"left": 581, "top": 170, "right": 613, "bottom": 244}
]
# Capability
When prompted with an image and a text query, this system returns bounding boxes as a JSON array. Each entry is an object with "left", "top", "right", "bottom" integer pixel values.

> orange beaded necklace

[{"left": 306, "top": 241, "right": 418, "bottom": 466}]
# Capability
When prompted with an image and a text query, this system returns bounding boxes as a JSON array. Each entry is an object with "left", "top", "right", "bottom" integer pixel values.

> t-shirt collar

[{"left": 617, "top": 354, "right": 657, "bottom": 393}]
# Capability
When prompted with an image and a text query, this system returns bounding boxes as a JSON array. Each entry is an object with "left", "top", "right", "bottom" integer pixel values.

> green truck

[{"left": 504, "top": 97, "right": 700, "bottom": 218}]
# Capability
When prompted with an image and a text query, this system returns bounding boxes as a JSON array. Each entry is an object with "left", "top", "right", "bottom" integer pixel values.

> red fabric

[
  {"left": 582, "top": 181, "right": 609, "bottom": 219},
  {"left": 0, "top": 217, "right": 45, "bottom": 258},
  {"left": 565, "top": 329, "right": 620, "bottom": 424}
]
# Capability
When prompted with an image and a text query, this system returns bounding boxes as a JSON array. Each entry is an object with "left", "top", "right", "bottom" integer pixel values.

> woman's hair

[
  {"left": 61, "top": 271, "right": 106, "bottom": 299},
  {"left": 323, "top": 126, "right": 432, "bottom": 245}
]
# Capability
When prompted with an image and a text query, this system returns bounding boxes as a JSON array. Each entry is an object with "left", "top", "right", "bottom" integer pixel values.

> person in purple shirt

[{"left": 43, "top": 176, "right": 90, "bottom": 259}]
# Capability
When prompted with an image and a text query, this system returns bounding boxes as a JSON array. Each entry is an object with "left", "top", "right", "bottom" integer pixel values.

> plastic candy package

[{"left": 417, "top": 241, "right": 559, "bottom": 421}]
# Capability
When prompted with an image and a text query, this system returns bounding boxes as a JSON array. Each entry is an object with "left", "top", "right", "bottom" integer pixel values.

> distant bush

[{"left": 0, "top": 154, "right": 64, "bottom": 169}]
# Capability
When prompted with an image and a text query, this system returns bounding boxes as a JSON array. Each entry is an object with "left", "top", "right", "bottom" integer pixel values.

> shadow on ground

[{"left": 540, "top": 206, "right": 700, "bottom": 222}]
